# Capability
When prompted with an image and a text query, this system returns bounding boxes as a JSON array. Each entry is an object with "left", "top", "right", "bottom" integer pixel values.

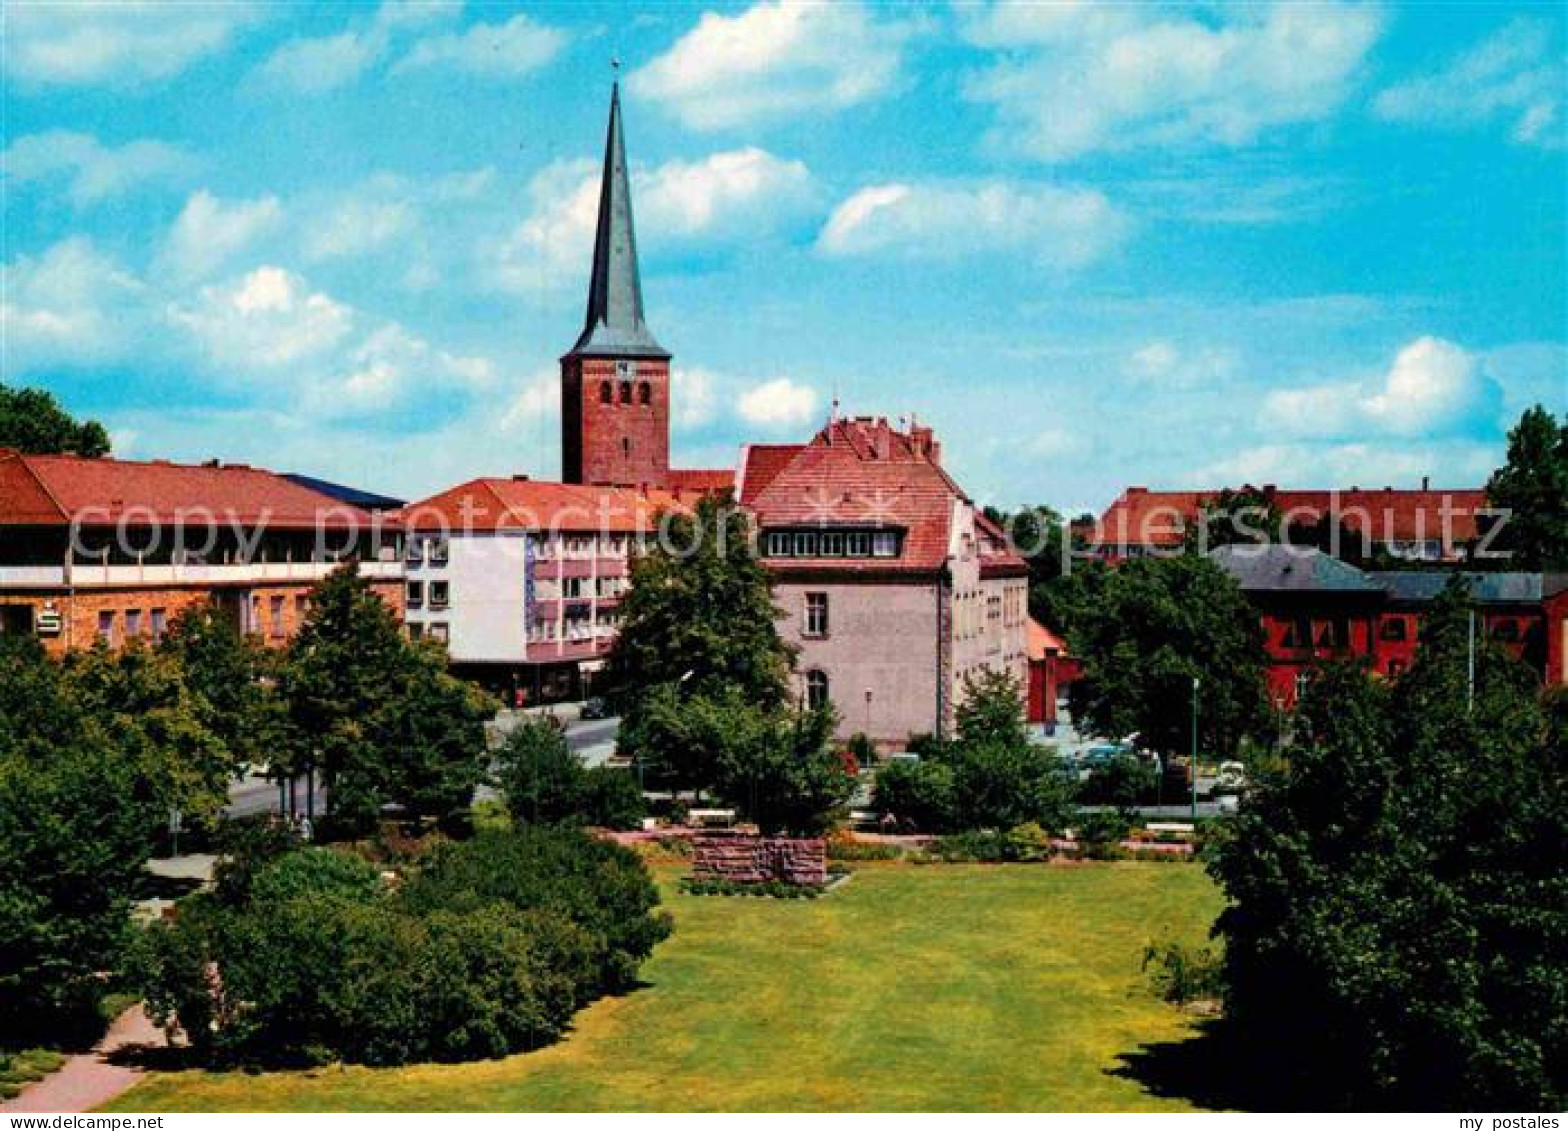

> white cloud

[
  {"left": 1261, "top": 337, "right": 1504, "bottom": 441},
  {"left": 2, "top": 2, "right": 260, "bottom": 87},
  {"left": 672, "top": 367, "right": 721, "bottom": 430},
  {"left": 1125, "top": 341, "right": 1239, "bottom": 389},
  {"left": 1374, "top": 18, "right": 1565, "bottom": 148},
  {"left": 961, "top": 1, "right": 1381, "bottom": 160},
  {"left": 631, "top": 0, "right": 917, "bottom": 130},
  {"left": 393, "top": 13, "right": 566, "bottom": 77},
  {"left": 170, "top": 266, "right": 354, "bottom": 369},
  {"left": 738, "top": 377, "right": 819, "bottom": 429},
  {"left": 1194, "top": 440, "right": 1501, "bottom": 489},
  {"left": 258, "top": 28, "right": 384, "bottom": 94},
  {"left": 157, "top": 190, "right": 283, "bottom": 280},
  {"left": 3, "top": 131, "right": 196, "bottom": 206},
  {"left": 499, "top": 371, "right": 560, "bottom": 431},
  {"left": 490, "top": 149, "right": 813, "bottom": 293},
  {"left": 817, "top": 179, "right": 1125, "bottom": 266},
  {"left": 302, "top": 198, "right": 418, "bottom": 261},
  {"left": 0, "top": 237, "right": 145, "bottom": 369}
]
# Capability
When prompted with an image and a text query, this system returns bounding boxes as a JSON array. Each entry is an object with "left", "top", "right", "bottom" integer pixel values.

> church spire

[{"left": 567, "top": 81, "right": 668, "bottom": 359}]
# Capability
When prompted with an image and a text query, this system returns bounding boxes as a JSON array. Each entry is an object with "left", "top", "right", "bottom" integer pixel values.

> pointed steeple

[{"left": 567, "top": 82, "right": 669, "bottom": 359}]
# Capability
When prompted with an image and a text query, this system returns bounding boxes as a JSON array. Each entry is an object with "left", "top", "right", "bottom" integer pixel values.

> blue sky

[{"left": 3, "top": 1, "right": 1564, "bottom": 514}]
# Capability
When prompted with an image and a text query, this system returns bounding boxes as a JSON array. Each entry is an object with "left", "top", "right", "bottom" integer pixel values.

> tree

[
  {"left": 0, "top": 382, "right": 111, "bottom": 456},
  {"left": 278, "top": 563, "right": 494, "bottom": 829},
  {"left": 493, "top": 717, "right": 648, "bottom": 831},
  {"left": 875, "top": 671, "right": 1073, "bottom": 833},
  {"left": 708, "top": 699, "right": 854, "bottom": 835},
  {"left": 1066, "top": 554, "right": 1270, "bottom": 761},
  {"left": 605, "top": 498, "right": 792, "bottom": 717},
  {"left": 0, "top": 637, "right": 154, "bottom": 1044},
  {"left": 61, "top": 640, "right": 239, "bottom": 826},
  {"left": 1485, "top": 405, "right": 1568, "bottom": 569},
  {"left": 1182, "top": 487, "right": 1282, "bottom": 553},
  {"left": 1210, "top": 581, "right": 1566, "bottom": 1108},
  {"left": 157, "top": 601, "right": 290, "bottom": 776}
]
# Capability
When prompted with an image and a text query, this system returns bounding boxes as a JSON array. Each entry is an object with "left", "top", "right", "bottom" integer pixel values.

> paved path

[{"left": 0, "top": 1007, "right": 162, "bottom": 1113}]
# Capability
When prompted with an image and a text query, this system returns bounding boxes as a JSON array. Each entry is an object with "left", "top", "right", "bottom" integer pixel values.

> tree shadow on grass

[{"left": 1108, "top": 1018, "right": 1322, "bottom": 1113}]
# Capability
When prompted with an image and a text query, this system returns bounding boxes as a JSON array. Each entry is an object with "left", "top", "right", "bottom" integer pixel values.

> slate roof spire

[{"left": 567, "top": 81, "right": 669, "bottom": 359}]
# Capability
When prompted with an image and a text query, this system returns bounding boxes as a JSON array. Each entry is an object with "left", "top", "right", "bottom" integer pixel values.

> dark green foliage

[
  {"left": 1484, "top": 405, "right": 1568, "bottom": 569},
  {"left": 605, "top": 498, "right": 792, "bottom": 719},
  {"left": 708, "top": 699, "right": 854, "bottom": 835},
  {"left": 1142, "top": 937, "right": 1223, "bottom": 1005},
  {"left": 1067, "top": 554, "right": 1270, "bottom": 760},
  {"left": 1074, "top": 808, "right": 1133, "bottom": 857},
  {"left": 399, "top": 827, "right": 672, "bottom": 996},
  {"left": 0, "top": 382, "right": 110, "bottom": 456},
  {"left": 1211, "top": 583, "right": 1567, "bottom": 1108},
  {"left": 0, "top": 637, "right": 156, "bottom": 1046},
  {"left": 1182, "top": 487, "right": 1282, "bottom": 553},
  {"left": 135, "top": 829, "right": 668, "bottom": 1067},
  {"left": 874, "top": 671, "right": 1073, "bottom": 833},
  {"left": 681, "top": 878, "right": 826, "bottom": 899},
  {"left": 157, "top": 602, "right": 288, "bottom": 775},
  {"left": 842, "top": 732, "right": 877, "bottom": 770},
  {"left": 494, "top": 718, "right": 646, "bottom": 830},
  {"left": 929, "top": 823, "right": 1056, "bottom": 863},
  {"left": 278, "top": 563, "right": 495, "bottom": 829},
  {"left": 1079, "top": 753, "right": 1158, "bottom": 811}
]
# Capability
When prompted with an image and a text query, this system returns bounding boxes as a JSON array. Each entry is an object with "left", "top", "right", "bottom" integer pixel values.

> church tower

[{"left": 560, "top": 82, "right": 671, "bottom": 487}]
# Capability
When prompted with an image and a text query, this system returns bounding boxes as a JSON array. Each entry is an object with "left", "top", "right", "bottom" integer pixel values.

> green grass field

[{"left": 109, "top": 862, "right": 1224, "bottom": 1112}]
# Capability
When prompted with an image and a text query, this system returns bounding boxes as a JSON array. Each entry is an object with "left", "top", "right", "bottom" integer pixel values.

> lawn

[{"left": 109, "top": 862, "right": 1224, "bottom": 1112}]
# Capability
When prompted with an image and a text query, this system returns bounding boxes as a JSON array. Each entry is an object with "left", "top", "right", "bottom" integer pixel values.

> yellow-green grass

[{"left": 109, "top": 862, "right": 1222, "bottom": 1112}]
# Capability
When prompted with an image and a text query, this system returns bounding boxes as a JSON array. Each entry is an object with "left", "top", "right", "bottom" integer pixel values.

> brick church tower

[{"left": 560, "top": 83, "right": 671, "bottom": 488}]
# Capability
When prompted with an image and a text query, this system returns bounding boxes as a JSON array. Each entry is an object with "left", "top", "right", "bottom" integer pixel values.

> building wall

[
  {"left": 560, "top": 356, "right": 671, "bottom": 487},
  {"left": 778, "top": 577, "right": 942, "bottom": 746},
  {"left": 404, "top": 531, "right": 529, "bottom": 663},
  {"left": 0, "top": 577, "right": 402, "bottom": 657}
]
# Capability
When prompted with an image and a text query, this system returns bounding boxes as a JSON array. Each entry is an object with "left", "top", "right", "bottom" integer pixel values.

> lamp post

[{"left": 1190, "top": 676, "right": 1200, "bottom": 822}]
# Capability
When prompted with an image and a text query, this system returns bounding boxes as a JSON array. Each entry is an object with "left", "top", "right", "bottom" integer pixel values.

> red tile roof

[
  {"left": 738, "top": 443, "right": 804, "bottom": 505},
  {"left": 0, "top": 449, "right": 383, "bottom": 529},
  {"left": 1094, "top": 485, "right": 1487, "bottom": 549},
  {"left": 745, "top": 416, "right": 1026, "bottom": 577},
  {"left": 666, "top": 467, "right": 735, "bottom": 496},
  {"left": 1027, "top": 619, "right": 1068, "bottom": 661},
  {"left": 400, "top": 477, "right": 686, "bottom": 535}
]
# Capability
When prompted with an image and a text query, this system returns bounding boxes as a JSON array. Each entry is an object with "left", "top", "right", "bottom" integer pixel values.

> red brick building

[
  {"left": 1210, "top": 545, "right": 1567, "bottom": 707},
  {"left": 1026, "top": 619, "right": 1081, "bottom": 730},
  {"left": 0, "top": 448, "right": 401, "bottom": 654},
  {"left": 559, "top": 82, "right": 728, "bottom": 495},
  {"left": 1096, "top": 483, "right": 1489, "bottom": 562}
]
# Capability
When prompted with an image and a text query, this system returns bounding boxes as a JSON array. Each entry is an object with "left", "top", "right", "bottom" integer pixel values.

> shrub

[
  {"left": 134, "top": 828, "right": 670, "bottom": 1068},
  {"left": 494, "top": 717, "right": 586, "bottom": 826},
  {"left": 872, "top": 757, "right": 956, "bottom": 832},
  {"left": 1079, "top": 753, "right": 1157, "bottom": 809},
  {"left": 1143, "top": 938, "right": 1224, "bottom": 1005},
  {"left": 825, "top": 831, "right": 904, "bottom": 861},
  {"left": 581, "top": 766, "right": 646, "bottom": 830},
  {"left": 1075, "top": 809, "right": 1132, "bottom": 859}
]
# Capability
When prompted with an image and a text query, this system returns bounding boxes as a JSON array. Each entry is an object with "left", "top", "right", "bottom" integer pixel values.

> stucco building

[{"left": 740, "top": 416, "right": 1030, "bottom": 746}]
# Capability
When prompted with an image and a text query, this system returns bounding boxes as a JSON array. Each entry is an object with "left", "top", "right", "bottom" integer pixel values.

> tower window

[
  {"left": 619, "top": 381, "right": 632, "bottom": 404},
  {"left": 599, "top": 381, "right": 612, "bottom": 404},
  {"left": 622, "top": 437, "right": 631, "bottom": 458},
  {"left": 638, "top": 381, "right": 651, "bottom": 405},
  {"left": 805, "top": 670, "right": 830, "bottom": 712}
]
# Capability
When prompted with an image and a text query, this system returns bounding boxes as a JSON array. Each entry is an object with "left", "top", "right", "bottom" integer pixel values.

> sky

[{"left": 2, "top": 0, "right": 1565, "bottom": 515}]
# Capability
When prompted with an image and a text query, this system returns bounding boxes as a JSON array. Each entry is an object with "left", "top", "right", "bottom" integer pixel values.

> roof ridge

[{"left": 10, "top": 450, "right": 70, "bottom": 521}]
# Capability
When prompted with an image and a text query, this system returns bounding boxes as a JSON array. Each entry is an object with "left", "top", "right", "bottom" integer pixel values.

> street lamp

[{"left": 1190, "top": 676, "right": 1200, "bottom": 822}]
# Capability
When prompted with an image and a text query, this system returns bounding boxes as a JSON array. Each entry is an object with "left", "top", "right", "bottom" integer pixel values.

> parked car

[{"left": 579, "top": 696, "right": 612, "bottom": 720}]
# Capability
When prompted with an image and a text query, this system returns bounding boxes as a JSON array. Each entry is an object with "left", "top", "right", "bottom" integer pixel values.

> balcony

[{"left": 0, "top": 565, "right": 67, "bottom": 586}]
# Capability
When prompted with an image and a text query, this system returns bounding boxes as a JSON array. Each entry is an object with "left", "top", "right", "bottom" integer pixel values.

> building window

[
  {"left": 426, "top": 538, "right": 449, "bottom": 565},
  {"left": 427, "top": 623, "right": 449, "bottom": 643},
  {"left": 429, "top": 580, "right": 450, "bottom": 609},
  {"left": 804, "top": 592, "right": 829, "bottom": 638},
  {"left": 405, "top": 538, "right": 423, "bottom": 565},
  {"left": 619, "top": 381, "right": 632, "bottom": 404},
  {"left": 846, "top": 532, "right": 870, "bottom": 556},
  {"left": 408, "top": 623, "right": 424, "bottom": 641},
  {"left": 126, "top": 609, "right": 143, "bottom": 638},
  {"left": 821, "top": 532, "right": 844, "bottom": 556},
  {"left": 766, "top": 532, "right": 790, "bottom": 556},
  {"left": 150, "top": 608, "right": 167, "bottom": 640},
  {"left": 294, "top": 595, "right": 309, "bottom": 621},
  {"left": 872, "top": 532, "right": 898, "bottom": 557},
  {"left": 805, "top": 669, "right": 830, "bottom": 711},
  {"left": 638, "top": 381, "right": 651, "bottom": 405},
  {"left": 600, "top": 381, "right": 612, "bottom": 404},
  {"left": 407, "top": 580, "right": 424, "bottom": 608},
  {"left": 1380, "top": 617, "right": 1407, "bottom": 642},
  {"left": 269, "top": 596, "right": 285, "bottom": 637},
  {"left": 97, "top": 610, "right": 115, "bottom": 643},
  {"left": 793, "top": 532, "right": 818, "bottom": 556}
]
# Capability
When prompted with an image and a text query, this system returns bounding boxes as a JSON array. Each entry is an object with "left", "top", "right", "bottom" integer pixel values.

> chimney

[
  {"left": 203, "top": 458, "right": 221, "bottom": 468},
  {"left": 1421, "top": 475, "right": 1430, "bottom": 491}
]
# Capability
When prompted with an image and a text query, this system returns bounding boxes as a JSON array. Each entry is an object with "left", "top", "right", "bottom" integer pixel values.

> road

[{"left": 224, "top": 713, "right": 623, "bottom": 819}]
